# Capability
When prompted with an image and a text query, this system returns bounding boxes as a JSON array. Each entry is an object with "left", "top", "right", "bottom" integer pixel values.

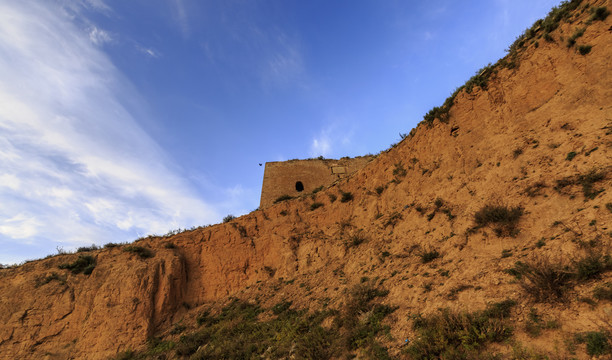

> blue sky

[{"left": 0, "top": 0, "right": 560, "bottom": 264}]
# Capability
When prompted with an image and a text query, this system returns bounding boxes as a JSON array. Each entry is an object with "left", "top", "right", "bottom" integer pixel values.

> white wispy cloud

[
  {"left": 218, "top": 184, "right": 260, "bottom": 215},
  {"left": 262, "top": 32, "right": 304, "bottom": 88},
  {"left": 311, "top": 137, "right": 332, "bottom": 158},
  {"left": 172, "top": 0, "right": 189, "bottom": 38},
  {"left": 0, "top": 214, "right": 40, "bottom": 240},
  {"left": 136, "top": 44, "right": 161, "bottom": 58},
  {"left": 83, "top": 0, "right": 111, "bottom": 13},
  {"left": 0, "top": 0, "right": 218, "bottom": 263},
  {"left": 193, "top": 2, "right": 307, "bottom": 91},
  {"left": 88, "top": 26, "right": 112, "bottom": 45},
  {"left": 59, "top": 0, "right": 112, "bottom": 17},
  {"left": 309, "top": 123, "right": 354, "bottom": 158}
]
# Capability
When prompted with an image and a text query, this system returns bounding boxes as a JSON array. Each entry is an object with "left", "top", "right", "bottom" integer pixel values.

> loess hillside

[{"left": 1, "top": 0, "right": 612, "bottom": 359}]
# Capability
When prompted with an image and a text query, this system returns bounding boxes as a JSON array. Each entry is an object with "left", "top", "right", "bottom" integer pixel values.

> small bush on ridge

[
  {"left": 340, "top": 191, "right": 353, "bottom": 203},
  {"left": 474, "top": 204, "right": 524, "bottom": 236},
  {"left": 310, "top": 202, "right": 324, "bottom": 211},
  {"left": 593, "top": 283, "right": 612, "bottom": 301},
  {"left": 512, "top": 256, "right": 573, "bottom": 302},
  {"left": 123, "top": 246, "right": 154, "bottom": 259},
  {"left": 346, "top": 232, "right": 368, "bottom": 248},
  {"left": 575, "top": 331, "right": 611, "bottom": 356},
  {"left": 77, "top": 244, "right": 100, "bottom": 252},
  {"left": 578, "top": 44, "right": 592, "bottom": 55},
  {"left": 58, "top": 255, "right": 96, "bottom": 275},
  {"left": 555, "top": 169, "right": 605, "bottom": 200},
  {"left": 566, "top": 27, "right": 585, "bottom": 48},
  {"left": 393, "top": 162, "right": 407, "bottom": 178},
  {"left": 589, "top": 6, "right": 610, "bottom": 22},
  {"left": 35, "top": 272, "right": 67, "bottom": 287},
  {"left": 274, "top": 194, "right": 294, "bottom": 204},
  {"left": 574, "top": 251, "right": 612, "bottom": 280},
  {"left": 419, "top": 248, "right": 441, "bottom": 264},
  {"left": 405, "top": 300, "right": 516, "bottom": 358}
]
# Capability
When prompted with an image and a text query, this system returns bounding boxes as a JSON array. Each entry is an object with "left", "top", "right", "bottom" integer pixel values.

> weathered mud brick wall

[{"left": 260, "top": 156, "right": 374, "bottom": 208}]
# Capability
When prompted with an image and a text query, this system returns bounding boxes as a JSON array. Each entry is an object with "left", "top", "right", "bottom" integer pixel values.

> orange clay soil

[{"left": 1, "top": 1, "right": 611, "bottom": 359}]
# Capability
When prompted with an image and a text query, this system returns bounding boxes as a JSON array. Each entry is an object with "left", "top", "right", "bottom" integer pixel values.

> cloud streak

[
  {"left": 0, "top": 0, "right": 218, "bottom": 263},
  {"left": 88, "top": 26, "right": 112, "bottom": 45},
  {"left": 309, "top": 122, "right": 354, "bottom": 158},
  {"left": 136, "top": 44, "right": 161, "bottom": 58},
  {"left": 172, "top": 0, "right": 190, "bottom": 38},
  {"left": 261, "top": 31, "right": 305, "bottom": 88},
  {"left": 310, "top": 136, "right": 332, "bottom": 158}
]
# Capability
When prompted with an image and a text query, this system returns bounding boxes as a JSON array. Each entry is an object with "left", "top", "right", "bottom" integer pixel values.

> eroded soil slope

[{"left": 1, "top": 1, "right": 611, "bottom": 359}]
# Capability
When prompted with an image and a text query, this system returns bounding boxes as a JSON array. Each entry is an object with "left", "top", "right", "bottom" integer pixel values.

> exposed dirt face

[
  {"left": 1, "top": 1, "right": 611, "bottom": 359},
  {"left": 0, "top": 248, "right": 188, "bottom": 359}
]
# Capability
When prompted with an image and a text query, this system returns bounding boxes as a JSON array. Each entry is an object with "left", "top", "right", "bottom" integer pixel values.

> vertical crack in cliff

[{"left": 147, "top": 261, "right": 161, "bottom": 339}]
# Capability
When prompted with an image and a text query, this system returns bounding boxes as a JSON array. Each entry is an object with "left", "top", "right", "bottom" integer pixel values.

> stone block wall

[{"left": 259, "top": 156, "right": 374, "bottom": 208}]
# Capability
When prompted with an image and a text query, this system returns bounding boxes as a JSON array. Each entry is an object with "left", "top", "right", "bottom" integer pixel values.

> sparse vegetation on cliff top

[{"left": 58, "top": 255, "right": 96, "bottom": 275}]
